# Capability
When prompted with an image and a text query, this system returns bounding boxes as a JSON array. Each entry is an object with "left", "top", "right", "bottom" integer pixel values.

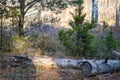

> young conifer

[{"left": 58, "top": 0, "right": 94, "bottom": 57}]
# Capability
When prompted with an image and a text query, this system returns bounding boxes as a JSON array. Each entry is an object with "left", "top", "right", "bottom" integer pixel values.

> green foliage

[
  {"left": 92, "top": 37, "right": 107, "bottom": 58},
  {"left": 1, "top": 36, "right": 12, "bottom": 52},
  {"left": 58, "top": 30, "right": 76, "bottom": 56},
  {"left": 9, "top": 7, "right": 20, "bottom": 25},
  {"left": 92, "top": 26, "right": 118, "bottom": 58},
  {"left": 11, "top": 36, "right": 30, "bottom": 53},
  {"left": 105, "top": 28, "right": 118, "bottom": 52},
  {"left": 58, "top": 0, "right": 94, "bottom": 57},
  {"left": 0, "top": 0, "right": 8, "bottom": 51},
  {"left": 0, "top": 29, "right": 12, "bottom": 53}
]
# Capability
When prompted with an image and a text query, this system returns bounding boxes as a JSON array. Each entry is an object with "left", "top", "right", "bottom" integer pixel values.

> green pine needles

[
  {"left": 58, "top": 0, "right": 94, "bottom": 57},
  {"left": 105, "top": 28, "right": 118, "bottom": 54}
]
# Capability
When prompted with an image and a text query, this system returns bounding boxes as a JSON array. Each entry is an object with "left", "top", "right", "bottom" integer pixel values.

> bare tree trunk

[
  {"left": 116, "top": 0, "right": 120, "bottom": 27},
  {"left": 92, "top": 0, "right": 98, "bottom": 27},
  {"left": 19, "top": 0, "right": 25, "bottom": 37},
  {"left": 0, "top": 12, "right": 3, "bottom": 49}
]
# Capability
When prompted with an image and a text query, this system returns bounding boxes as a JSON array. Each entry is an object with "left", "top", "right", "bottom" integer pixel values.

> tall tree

[{"left": 92, "top": 0, "right": 98, "bottom": 27}]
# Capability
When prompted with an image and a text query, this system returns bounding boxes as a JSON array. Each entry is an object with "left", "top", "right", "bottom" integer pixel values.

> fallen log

[
  {"left": 0, "top": 56, "right": 84, "bottom": 69},
  {"left": 81, "top": 60, "right": 120, "bottom": 76},
  {"left": 32, "top": 57, "right": 83, "bottom": 68},
  {"left": 112, "top": 51, "right": 120, "bottom": 60},
  {"left": 54, "top": 58, "right": 84, "bottom": 68},
  {"left": 3, "top": 55, "right": 120, "bottom": 77}
]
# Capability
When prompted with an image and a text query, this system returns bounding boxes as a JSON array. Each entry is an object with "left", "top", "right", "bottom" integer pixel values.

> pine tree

[
  {"left": 105, "top": 28, "right": 118, "bottom": 56},
  {"left": 58, "top": 0, "right": 94, "bottom": 58}
]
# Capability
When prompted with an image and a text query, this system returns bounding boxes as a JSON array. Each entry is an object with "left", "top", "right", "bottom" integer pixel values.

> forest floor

[{"left": 0, "top": 65, "right": 120, "bottom": 80}]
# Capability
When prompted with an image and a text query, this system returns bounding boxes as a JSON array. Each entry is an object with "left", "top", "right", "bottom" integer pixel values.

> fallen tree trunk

[
  {"left": 2, "top": 56, "right": 120, "bottom": 77},
  {"left": 112, "top": 51, "right": 120, "bottom": 57},
  {"left": 54, "top": 58, "right": 84, "bottom": 68},
  {"left": 82, "top": 60, "right": 120, "bottom": 76},
  {"left": 112, "top": 51, "right": 120, "bottom": 60},
  {"left": 32, "top": 57, "right": 84, "bottom": 68},
  {"left": 0, "top": 56, "right": 84, "bottom": 69}
]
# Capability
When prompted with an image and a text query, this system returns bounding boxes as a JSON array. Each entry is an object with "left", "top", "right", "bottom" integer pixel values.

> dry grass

[{"left": 0, "top": 64, "right": 120, "bottom": 80}]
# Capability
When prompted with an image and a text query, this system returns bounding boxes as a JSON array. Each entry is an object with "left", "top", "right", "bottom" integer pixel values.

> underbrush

[
  {"left": 29, "top": 34, "right": 65, "bottom": 56},
  {"left": 0, "top": 25, "right": 120, "bottom": 59}
]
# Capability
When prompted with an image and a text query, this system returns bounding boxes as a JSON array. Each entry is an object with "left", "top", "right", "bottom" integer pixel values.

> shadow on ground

[{"left": 0, "top": 56, "right": 36, "bottom": 80}]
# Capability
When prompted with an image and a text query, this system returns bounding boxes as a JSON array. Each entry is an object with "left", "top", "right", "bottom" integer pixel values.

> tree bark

[
  {"left": 112, "top": 51, "right": 120, "bottom": 60},
  {"left": 0, "top": 11, "right": 3, "bottom": 49},
  {"left": 19, "top": 0, "right": 25, "bottom": 37},
  {"left": 116, "top": 0, "right": 120, "bottom": 27},
  {"left": 92, "top": 0, "right": 98, "bottom": 27},
  {"left": 54, "top": 58, "right": 84, "bottom": 68},
  {"left": 31, "top": 57, "right": 84, "bottom": 68},
  {"left": 18, "top": 0, "right": 38, "bottom": 37},
  {"left": 82, "top": 60, "right": 120, "bottom": 76}
]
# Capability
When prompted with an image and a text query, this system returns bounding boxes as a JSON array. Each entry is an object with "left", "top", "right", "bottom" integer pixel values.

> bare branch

[{"left": 24, "top": 1, "right": 37, "bottom": 14}]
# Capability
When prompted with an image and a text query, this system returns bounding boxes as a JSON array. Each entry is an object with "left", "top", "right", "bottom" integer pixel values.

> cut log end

[
  {"left": 81, "top": 60, "right": 120, "bottom": 76},
  {"left": 82, "top": 62, "right": 92, "bottom": 77}
]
